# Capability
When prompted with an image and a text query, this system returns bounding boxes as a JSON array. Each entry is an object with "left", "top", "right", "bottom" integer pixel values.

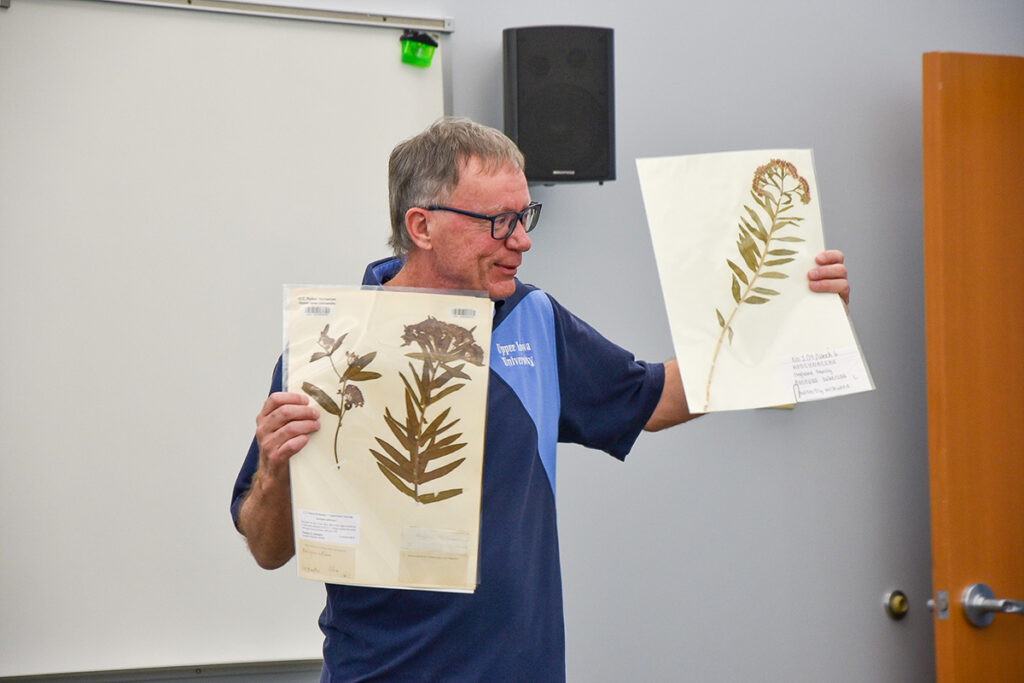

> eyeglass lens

[{"left": 494, "top": 204, "right": 540, "bottom": 238}]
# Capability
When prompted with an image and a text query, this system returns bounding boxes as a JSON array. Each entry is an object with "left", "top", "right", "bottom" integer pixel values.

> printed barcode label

[
  {"left": 451, "top": 307, "right": 477, "bottom": 319},
  {"left": 302, "top": 305, "right": 334, "bottom": 317}
]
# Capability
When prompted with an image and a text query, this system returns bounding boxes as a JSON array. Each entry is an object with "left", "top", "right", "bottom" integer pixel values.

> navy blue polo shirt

[{"left": 232, "top": 257, "right": 665, "bottom": 681}]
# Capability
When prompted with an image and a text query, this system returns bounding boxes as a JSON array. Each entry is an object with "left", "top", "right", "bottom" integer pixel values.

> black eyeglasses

[{"left": 424, "top": 202, "right": 542, "bottom": 240}]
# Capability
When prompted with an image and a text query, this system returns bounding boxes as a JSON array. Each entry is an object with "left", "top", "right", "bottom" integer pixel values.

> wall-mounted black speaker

[{"left": 503, "top": 25, "right": 615, "bottom": 184}]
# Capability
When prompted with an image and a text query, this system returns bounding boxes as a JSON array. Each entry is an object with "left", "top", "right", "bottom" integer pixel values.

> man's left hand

[{"left": 808, "top": 249, "right": 850, "bottom": 312}]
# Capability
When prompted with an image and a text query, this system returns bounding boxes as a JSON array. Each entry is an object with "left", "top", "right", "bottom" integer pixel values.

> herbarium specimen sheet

[
  {"left": 284, "top": 286, "right": 492, "bottom": 592},
  {"left": 637, "top": 150, "right": 873, "bottom": 413}
]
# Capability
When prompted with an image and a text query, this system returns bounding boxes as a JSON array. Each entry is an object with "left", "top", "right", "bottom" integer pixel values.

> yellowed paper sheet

[
  {"left": 285, "top": 286, "right": 492, "bottom": 591},
  {"left": 637, "top": 150, "right": 873, "bottom": 412}
]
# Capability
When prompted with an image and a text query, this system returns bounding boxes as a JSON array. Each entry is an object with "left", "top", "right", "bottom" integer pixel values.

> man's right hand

[
  {"left": 255, "top": 391, "right": 321, "bottom": 480},
  {"left": 239, "top": 392, "right": 320, "bottom": 569}
]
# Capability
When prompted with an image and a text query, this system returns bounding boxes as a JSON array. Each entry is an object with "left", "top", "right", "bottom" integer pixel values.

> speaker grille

[{"left": 504, "top": 26, "right": 615, "bottom": 183}]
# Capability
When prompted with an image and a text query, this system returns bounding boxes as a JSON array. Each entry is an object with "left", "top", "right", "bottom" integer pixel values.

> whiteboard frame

[{"left": 9, "top": 0, "right": 454, "bottom": 31}]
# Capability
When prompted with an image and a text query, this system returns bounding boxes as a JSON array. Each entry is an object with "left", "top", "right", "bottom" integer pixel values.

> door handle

[{"left": 961, "top": 583, "right": 1024, "bottom": 628}]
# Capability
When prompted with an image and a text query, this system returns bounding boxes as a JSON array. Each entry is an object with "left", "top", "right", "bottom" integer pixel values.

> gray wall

[
  {"left": 441, "top": 1, "right": 1021, "bottom": 681},
  {"left": 20, "top": 0, "right": 1024, "bottom": 680}
]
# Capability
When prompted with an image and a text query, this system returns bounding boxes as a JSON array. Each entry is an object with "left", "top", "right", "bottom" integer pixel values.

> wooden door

[{"left": 923, "top": 51, "right": 1024, "bottom": 682}]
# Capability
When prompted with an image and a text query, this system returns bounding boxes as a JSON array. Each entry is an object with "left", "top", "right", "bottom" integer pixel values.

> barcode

[
  {"left": 302, "top": 305, "right": 334, "bottom": 317},
  {"left": 451, "top": 307, "right": 477, "bottom": 319}
]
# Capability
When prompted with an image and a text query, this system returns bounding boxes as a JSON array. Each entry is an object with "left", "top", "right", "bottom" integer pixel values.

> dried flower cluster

[
  {"left": 753, "top": 159, "right": 811, "bottom": 205},
  {"left": 401, "top": 316, "right": 485, "bottom": 366}
]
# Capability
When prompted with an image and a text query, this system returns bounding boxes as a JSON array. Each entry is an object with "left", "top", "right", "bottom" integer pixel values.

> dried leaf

[
  {"left": 375, "top": 437, "right": 411, "bottom": 468},
  {"left": 310, "top": 351, "right": 329, "bottom": 362},
  {"left": 341, "top": 351, "right": 377, "bottom": 380},
  {"left": 741, "top": 216, "right": 768, "bottom": 243},
  {"left": 727, "top": 259, "right": 749, "bottom": 285},
  {"left": 767, "top": 248, "right": 797, "bottom": 256},
  {"left": 419, "top": 457, "right": 466, "bottom": 484},
  {"left": 428, "top": 383, "right": 465, "bottom": 406},
  {"left": 329, "top": 332, "right": 348, "bottom": 354},
  {"left": 435, "top": 363, "right": 470, "bottom": 384},
  {"left": 760, "top": 271, "right": 789, "bottom": 279},
  {"left": 399, "top": 370, "right": 424, "bottom": 407},
  {"left": 419, "top": 360, "right": 431, "bottom": 397},
  {"left": 744, "top": 205, "right": 768, "bottom": 239},
  {"left": 744, "top": 295, "right": 770, "bottom": 304},
  {"left": 383, "top": 408, "right": 412, "bottom": 450},
  {"left": 404, "top": 389, "right": 421, "bottom": 439},
  {"left": 752, "top": 287, "right": 780, "bottom": 296},
  {"left": 738, "top": 236, "right": 759, "bottom": 271},
  {"left": 420, "top": 408, "right": 456, "bottom": 442},
  {"left": 716, "top": 308, "right": 726, "bottom": 328},
  {"left": 377, "top": 463, "right": 417, "bottom": 500},
  {"left": 764, "top": 257, "right": 795, "bottom": 266},
  {"left": 775, "top": 236, "right": 806, "bottom": 242},
  {"left": 731, "top": 274, "right": 741, "bottom": 304},
  {"left": 749, "top": 190, "right": 769, "bottom": 212},
  {"left": 349, "top": 370, "right": 382, "bottom": 381},
  {"left": 352, "top": 351, "right": 376, "bottom": 369},
  {"left": 429, "top": 432, "right": 463, "bottom": 450},
  {"left": 417, "top": 488, "right": 462, "bottom": 504},
  {"left": 420, "top": 441, "right": 467, "bottom": 462},
  {"left": 370, "top": 446, "right": 413, "bottom": 479},
  {"left": 301, "top": 382, "right": 340, "bottom": 416}
]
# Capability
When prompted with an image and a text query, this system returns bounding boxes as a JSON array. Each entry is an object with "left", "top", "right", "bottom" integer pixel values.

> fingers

[
  {"left": 808, "top": 250, "right": 850, "bottom": 310},
  {"left": 814, "top": 249, "right": 845, "bottom": 267},
  {"left": 808, "top": 263, "right": 847, "bottom": 283},
  {"left": 256, "top": 392, "right": 321, "bottom": 474}
]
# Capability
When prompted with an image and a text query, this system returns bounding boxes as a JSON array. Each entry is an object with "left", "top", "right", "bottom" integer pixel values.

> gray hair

[{"left": 388, "top": 116, "right": 525, "bottom": 256}]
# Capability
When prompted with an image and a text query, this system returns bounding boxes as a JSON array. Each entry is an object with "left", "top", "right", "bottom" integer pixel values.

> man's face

[{"left": 426, "top": 158, "right": 532, "bottom": 300}]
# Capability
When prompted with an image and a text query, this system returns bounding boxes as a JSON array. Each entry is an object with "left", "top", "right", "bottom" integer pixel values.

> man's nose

[{"left": 504, "top": 220, "right": 532, "bottom": 251}]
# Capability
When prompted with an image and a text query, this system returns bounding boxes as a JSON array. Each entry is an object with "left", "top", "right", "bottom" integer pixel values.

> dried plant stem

[
  {"left": 406, "top": 360, "right": 440, "bottom": 499},
  {"left": 327, "top": 356, "right": 348, "bottom": 466},
  {"left": 704, "top": 183, "right": 792, "bottom": 411},
  {"left": 331, "top": 385, "right": 351, "bottom": 466},
  {"left": 704, "top": 312, "right": 737, "bottom": 412},
  {"left": 411, "top": 375, "right": 431, "bottom": 499}
]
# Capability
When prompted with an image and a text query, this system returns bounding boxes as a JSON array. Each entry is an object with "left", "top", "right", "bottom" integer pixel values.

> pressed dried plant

[
  {"left": 370, "top": 317, "right": 485, "bottom": 504},
  {"left": 704, "top": 159, "right": 811, "bottom": 411},
  {"left": 302, "top": 324, "right": 381, "bottom": 466}
]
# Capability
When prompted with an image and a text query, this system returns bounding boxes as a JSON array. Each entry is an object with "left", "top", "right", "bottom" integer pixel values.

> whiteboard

[{"left": 0, "top": 0, "right": 444, "bottom": 676}]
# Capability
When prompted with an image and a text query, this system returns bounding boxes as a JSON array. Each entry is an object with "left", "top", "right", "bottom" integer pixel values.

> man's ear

[{"left": 404, "top": 208, "right": 433, "bottom": 251}]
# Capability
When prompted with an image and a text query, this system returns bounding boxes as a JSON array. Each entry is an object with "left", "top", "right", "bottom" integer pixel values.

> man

[{"left": 231, "top": 117, "right": 850, "bottom": 681}]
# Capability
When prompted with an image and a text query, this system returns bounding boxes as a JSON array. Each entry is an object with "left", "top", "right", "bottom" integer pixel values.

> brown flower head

[
  {"left": 778, "top": 159, "right": 799, "bottom": 179},
  {"left": 752, "top": 159, "right": 811, "bottom": 204},
  {"left": 342, "top": 385, "right": 364, "bottom": 410},
  {"left": 796, "top": 176, "right": 811, "bottom": 204},
  {"left": 401, "top": 316, "right": 484, "bottom": 366}
]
